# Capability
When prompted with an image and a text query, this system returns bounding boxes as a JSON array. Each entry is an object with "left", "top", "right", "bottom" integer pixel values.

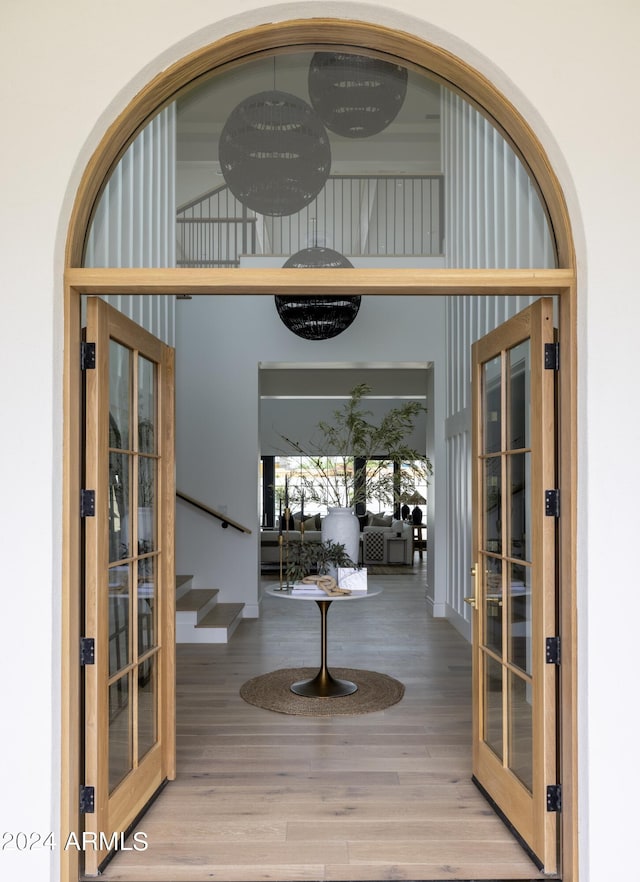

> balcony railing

[{"left": 176, "top": 174, "right": 444, "bottom": 268}]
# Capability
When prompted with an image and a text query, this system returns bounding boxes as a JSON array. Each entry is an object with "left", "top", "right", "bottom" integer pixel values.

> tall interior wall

[
  {"left": 442, "top": 95, "right": 553, "bottom": 640},
  {"left": 84, "top": 106, "right": 177, "bottom": 346}
]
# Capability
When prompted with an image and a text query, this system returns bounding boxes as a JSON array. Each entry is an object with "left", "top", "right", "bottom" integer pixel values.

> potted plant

[
  {"left": 279, "top": 383, "right": 432, "bottom": 509},
  {"left": 284, "top": 538, "right": 355, "bottom": 584},
  {"left": 279, "top": 383, "right": 432, "bottom": 562}
]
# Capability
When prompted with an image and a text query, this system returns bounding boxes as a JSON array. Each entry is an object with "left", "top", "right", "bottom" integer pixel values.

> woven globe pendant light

[
  {"left": 218, "top": 90, "right": 331, "bottom": 216},
  {"left": 308, "top": 52, "right": 408, "bottom": 138},
  {"left": 275, "top": 247, "right": 360, "bottom": 340}
]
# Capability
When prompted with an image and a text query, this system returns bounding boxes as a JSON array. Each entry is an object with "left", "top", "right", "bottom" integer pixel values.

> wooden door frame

[{"left": 61, "top": 19, "right": 578, "bottom": 882}]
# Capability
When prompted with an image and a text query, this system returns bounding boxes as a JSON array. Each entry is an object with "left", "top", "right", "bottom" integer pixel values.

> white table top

[{"left": 266, "top": 584, "right": 382, "bottom": 602}]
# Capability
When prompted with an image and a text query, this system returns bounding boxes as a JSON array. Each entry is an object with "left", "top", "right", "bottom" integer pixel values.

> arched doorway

[{"left": 62, "top": 18, "right": 577, "bottom": 882}]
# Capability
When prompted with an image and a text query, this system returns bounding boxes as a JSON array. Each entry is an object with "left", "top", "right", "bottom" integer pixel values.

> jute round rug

[{"left": 239, "top": 667, "right": 404, "bottom": 716}]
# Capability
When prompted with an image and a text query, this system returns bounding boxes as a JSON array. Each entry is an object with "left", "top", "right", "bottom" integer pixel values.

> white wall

[
  {"left": 444, "top": 295, "right": 542, "bottom": 642},
  {"left": 175, "top": 294, "right": 446, "bottom": 616},
  {"left": 85, "top": 105, "right": 177, "bottom": 345},
  {"left": 1, "top": 2, "right": 639, "bottom": 880},
  {"left": 85, "top": 106, "right": 177, "bottom": 270},
  {"left": 443, "top": 93, "right": 555, "bottom": 269},
  {"left": 260, "top": 396, "right": 428, "bottom": 456},
  {"left": 441, "top": 92, "right": 554, "bottom": 640}
]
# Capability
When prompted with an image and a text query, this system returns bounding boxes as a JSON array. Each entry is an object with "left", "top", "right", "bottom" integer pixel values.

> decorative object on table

[
  {"left": 321, "top": 506, "right": 361, "bottom": 574},
  {"left": 407, "top": 490, "right": 426, "bottom": 524},
  {"left": 401, "top": 503, "right": 411, "bottom": 521},
  {"left": 276, "top": 476, "right": 293, "bottom": 591},
  {"left": 284, "top": 537, "right": 355, "bottom": 585},
  {"left": 299, "top": 491, "right": 305, "bottom": 542},
  {"left": 291, "top": 575, "right": 351, "bottom": 596},
  {"left": 239, "top": 667, "right": 404, "bottom": 716},
  {"left": 218, "top": 90, "right": 331, "bottom": 216},
  {"left": 337, "top": 567, "right": 368, "bottom": 592},
  {"left": 279, "top": 382, "right": 432, "bottom": 512},
  {"left": 274, "top": 246, "right": 359, "bottom": 340},
  {"left": 308, "top": 52, "right": 408, "bottom": 138}
]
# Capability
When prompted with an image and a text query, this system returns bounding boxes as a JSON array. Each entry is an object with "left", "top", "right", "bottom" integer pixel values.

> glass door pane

[{"left": 109, "top": 674, "right": 132, "bottom": 792}]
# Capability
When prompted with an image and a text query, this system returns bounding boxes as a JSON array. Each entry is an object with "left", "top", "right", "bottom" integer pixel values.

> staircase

[{"left": 175, "top": 574, "right": 245, "bottom": 644}]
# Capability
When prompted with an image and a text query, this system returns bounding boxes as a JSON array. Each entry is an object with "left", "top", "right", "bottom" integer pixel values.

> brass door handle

[{"left": 465, "top": 564, "right": 479, "bottom": 608}]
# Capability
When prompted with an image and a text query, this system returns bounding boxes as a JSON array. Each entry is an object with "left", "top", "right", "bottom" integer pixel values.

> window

[
  {"left": 262, "top": 455, "right": 428, "bottom": 525},
  {"left": 85, "top": 50, "right": 555, "bottom": 271}
]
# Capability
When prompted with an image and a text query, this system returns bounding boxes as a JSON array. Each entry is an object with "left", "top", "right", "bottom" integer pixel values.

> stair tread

[
  {"left": 176, "top": 574, "right": 194, "bottom": 590},
  {"left": 195, "top": 603, "right": 244, "bottom": 628},
  {"left": 176, "top": 588, "right": 219, "bottom": 612}
]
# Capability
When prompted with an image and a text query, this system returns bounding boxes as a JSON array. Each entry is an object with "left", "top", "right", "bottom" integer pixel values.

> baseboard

[
  {"left": 429, "top": 598, "right": 448, "bottom": 618},
  {"left": 446, "top": 603, "right": 472, "bottom": 642}
]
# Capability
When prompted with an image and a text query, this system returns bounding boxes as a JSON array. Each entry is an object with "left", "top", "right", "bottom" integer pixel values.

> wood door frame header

[
  {"left": 65, "top": 267, "right": 575, "bottom": 296},
  {"left": 64, "top": 18, "right": 575, "bottom": 271}
]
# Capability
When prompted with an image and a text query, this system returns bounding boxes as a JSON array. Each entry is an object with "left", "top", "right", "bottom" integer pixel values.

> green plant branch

[
  {"left": 277, "top": 384, "right": 433, "bottom": 510},
  {"left": 285, "top": 539, "right": 356, "bottom": 583}
]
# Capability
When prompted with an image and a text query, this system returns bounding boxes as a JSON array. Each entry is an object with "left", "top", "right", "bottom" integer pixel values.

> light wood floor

[{"left": 97, "top": 565, "right": 547, "bottom": 881}]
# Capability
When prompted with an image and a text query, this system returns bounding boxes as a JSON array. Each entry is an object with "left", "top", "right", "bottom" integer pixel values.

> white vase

[{"left": 321, "top": 507, "right": 361, "bottom": 575}]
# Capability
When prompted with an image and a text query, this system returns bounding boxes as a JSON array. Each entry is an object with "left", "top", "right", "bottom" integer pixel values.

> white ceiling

[
  {"left": 259, "top": 363, "right": 431, "bottom": 398},
  {"left": 176, "top": 51, "right": 442, "bottom": 175}
]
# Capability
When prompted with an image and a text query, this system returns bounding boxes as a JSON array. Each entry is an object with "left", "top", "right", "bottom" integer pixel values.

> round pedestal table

[{"left": 266, "top": 584, "right": 382, "bottom": 697}]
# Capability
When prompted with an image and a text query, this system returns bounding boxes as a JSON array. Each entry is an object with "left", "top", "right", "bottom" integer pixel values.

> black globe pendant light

[
  {"left": 275, "top": 247, "right": 360, "bottom": 340},
  {"left": 308, "top": 52, "right": 408, "bottom": 139},
  {"left": 218, "top": 90, "right": 331, "bottom": 217}
]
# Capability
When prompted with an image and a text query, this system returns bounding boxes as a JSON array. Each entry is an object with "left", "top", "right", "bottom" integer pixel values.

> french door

[
  {"left": 470, "top": 298, "right": 558, "bottom": 872},
  {"left": 83, "top": 298, "right": 176, "bottom": 875}
]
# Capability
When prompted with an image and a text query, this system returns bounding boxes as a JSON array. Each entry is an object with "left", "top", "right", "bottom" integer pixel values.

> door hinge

[
  {"left": 545, "top": 489, "right": 560, "bottom": 517},
  {"left": 546, "top": 784, "right": 562, "bottom": 812},
  {"left": 80, "top": 489, "right": 95, "bottom": 518},
  {"left": 80, "top": 637, "right": 95, "bottom": 666},
  {"left": 546, "top": 636, "right": 561, "bottom": 665},
  {"left": 79, "top": 785, "right": 95, "bottom": 814},
  {"left": 81, "top": 341, "right": 96, "bottom": 370},
  {"left": 544, "top": 341, "right": 559, "bottom": 371}
]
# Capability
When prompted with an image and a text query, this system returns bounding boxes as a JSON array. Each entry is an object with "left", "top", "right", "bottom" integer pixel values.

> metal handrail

[{"left": 176, "top": 490, "right": 252, "bottom": 534}]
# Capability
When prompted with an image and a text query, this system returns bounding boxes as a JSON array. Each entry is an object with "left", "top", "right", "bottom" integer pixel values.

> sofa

[
  {"left": 260, "top": 512, "right": 413, "bottom": 569},
  {"left": 362, "top": 519, "right": 414, "bottom": 565},
  {"left": 260, "top": 528, "right": 324, "bottom": 568}
]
